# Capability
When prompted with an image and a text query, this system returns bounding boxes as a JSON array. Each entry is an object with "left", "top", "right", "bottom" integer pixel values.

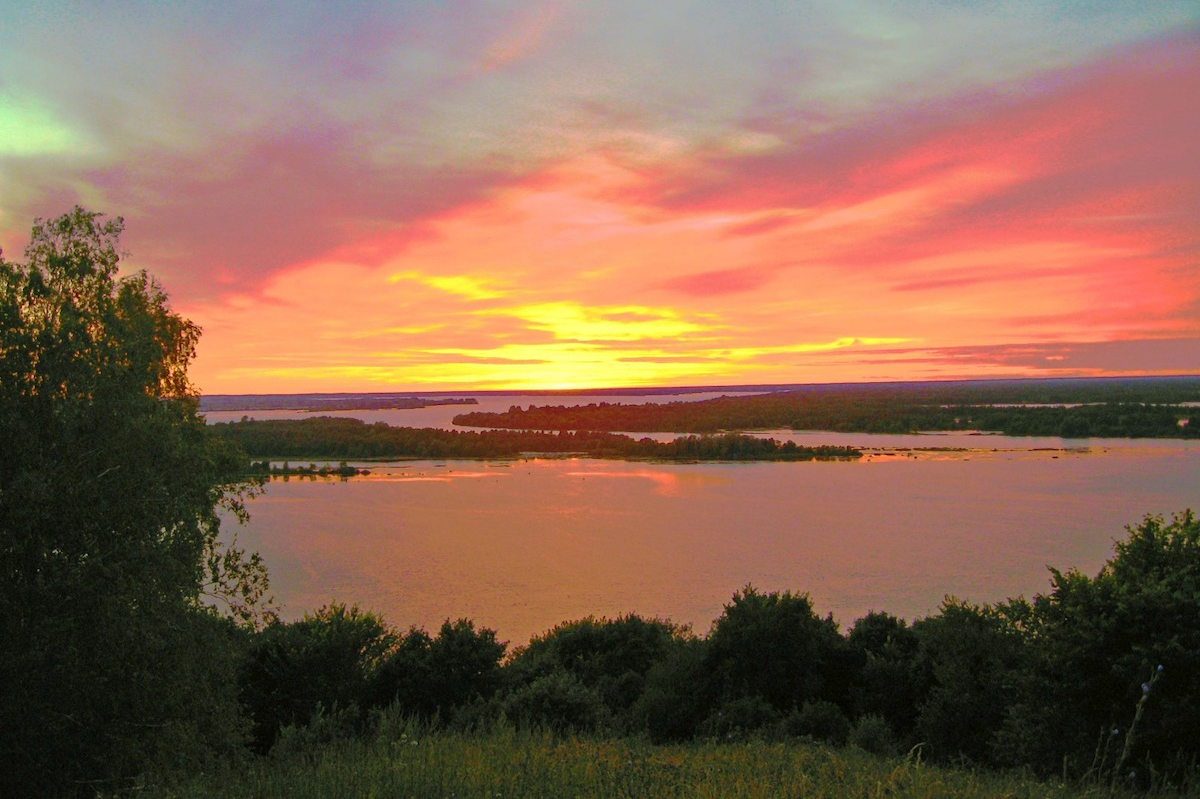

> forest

[
  {"left": 209, "top": 416, "right": 863, "bottom": 461},
  {"left": 453, "top": 380, "right": 1200, "bottom": 437}
]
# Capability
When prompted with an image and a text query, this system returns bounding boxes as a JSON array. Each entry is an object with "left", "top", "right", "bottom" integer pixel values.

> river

[{"left": 209, "top": 394, "right": 1200, "bottom": 645}]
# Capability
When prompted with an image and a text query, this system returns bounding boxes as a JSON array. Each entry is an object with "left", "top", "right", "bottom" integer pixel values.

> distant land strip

[
  {"left": 452, "top": 377, "right": 1200, "bottom": 437},
  {"left": 201, "top": 395, "right": 478, "bottom": 412},
  {"left": 209, "top": 417, "right": 861, "bottom": 462}
]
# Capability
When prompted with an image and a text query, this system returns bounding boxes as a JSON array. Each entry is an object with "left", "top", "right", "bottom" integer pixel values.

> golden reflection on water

[{"left": 238, "top": 450, "right": 1200, "bottom": 646}]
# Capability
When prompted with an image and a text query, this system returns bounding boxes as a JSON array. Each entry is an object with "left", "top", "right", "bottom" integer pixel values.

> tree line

[
  {"left": 210, "top": 416, "right": 863, "bottom": 461},
  {"left": 452, "top": 389, "right": 1199, "bottom": 438}
]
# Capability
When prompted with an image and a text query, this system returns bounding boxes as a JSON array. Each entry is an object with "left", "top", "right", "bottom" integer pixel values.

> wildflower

[
  {"left": 1111, "top": 727, "right": 1120, "bottom": 736},
  {"left": 1142, "top": 683, "right": 1150, "bottom": 695},
  {"left": 1157, "top": 664, "right": 1164, "bottom": 673}
]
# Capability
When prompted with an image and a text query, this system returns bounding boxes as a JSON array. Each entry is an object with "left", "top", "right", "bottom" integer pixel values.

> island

[{"left": 209, "top": 416, "right": 862, "bottom": 462}]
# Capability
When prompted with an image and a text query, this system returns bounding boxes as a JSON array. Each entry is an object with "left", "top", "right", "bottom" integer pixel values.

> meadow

[{"left": 171, "top": 715, "right": 1138, "bottom": 799}]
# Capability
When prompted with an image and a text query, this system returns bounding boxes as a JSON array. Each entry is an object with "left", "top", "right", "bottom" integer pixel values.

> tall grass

[{"left": 168, "top": 715, "right": 1131, "bottom": 798}]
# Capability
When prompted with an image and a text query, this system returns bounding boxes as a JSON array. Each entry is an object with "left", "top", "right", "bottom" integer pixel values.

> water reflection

[{"left": 231, "top": 449, "right": 1200, "bottom": 647}]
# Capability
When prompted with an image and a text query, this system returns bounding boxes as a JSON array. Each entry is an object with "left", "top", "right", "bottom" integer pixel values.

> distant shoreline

[
  {"left": 200, "top": 395, "right": 478, "bottom": 413},
  {"left": 199, "top": 373, "right": 1200, "bottom": 402}
]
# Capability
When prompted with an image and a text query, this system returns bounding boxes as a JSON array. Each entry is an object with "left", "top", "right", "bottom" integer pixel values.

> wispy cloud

[{"left": 2, "top": 3, "right": 1196, "bottom": 391}]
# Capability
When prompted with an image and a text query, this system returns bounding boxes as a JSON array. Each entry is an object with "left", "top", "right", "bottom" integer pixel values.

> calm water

[{"left": 229, "top": 446, "right": 1200, "bottom": 646}]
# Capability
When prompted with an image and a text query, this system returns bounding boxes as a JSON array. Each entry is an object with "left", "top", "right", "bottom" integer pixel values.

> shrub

[
  {"left": 632, "top": 637, "right": 712, "bottom": 742},
  {"left": 702, "top": 696, "right": 783, "bottom": 740},
  {"left": 995, "top": 511, "right": 1200, "bottom": 781},
  {"left": 848, "top": 611, "right": 921, "bottom": 738},
  {"left": 240, "top": 604, "right": 393, "bottom": 753},
  {"left": 849, "top": 714, "right": 898, "bottom": 756},
  {"left": 371, "top": 619, "right": 506, "bottom": 719},
  {"left": 502, "top": 671, "right": 608, "bottom": 733},
  {"left": 705, "top": 586, "right": 852, "bottom": 714},
  {"left": 909, "top": 599, "right": 1030, "bottom": 764},
  {"left": 787, "top": 700, "right": 852, "bottom": 746},
  {"left": 506, "top": 614, "right": 682, "bottom": 723}
]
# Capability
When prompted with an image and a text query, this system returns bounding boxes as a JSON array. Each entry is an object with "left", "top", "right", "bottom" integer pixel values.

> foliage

[
  {"left": 848, "top": 714, "right": 898, "bottom": 756},
  {"left": 996, "top": 511, "right": 1200, "bottom": 783},
  {"left": 507, "top": 614, "right": 684, "bottom": 727},
  {"left": 702, "top": 695, "right": 784, "bottom": 740},
  {"left": 705, "top": 586, "right": 854, "bottom": 715},
  {"left": 170, "top": 722, "right": 1106, "bottom": 799},
  {"left": 240, "top": 603, "right": 393, "bottom": 753},
  {"left": 787, "top": 700, "right": 853, "bottom": 746},
  {"left": 0, "top": 208, "right": 269, "bottom": 796},
  {"left": 632, "top": 636, "right": 712, "bottom": 743},
  {"left": 451, "top": 379, "right": 1200, "bottom": 437},
  {"left": 212, "top": 415, "right": 862, "bottom": 461},
  {"left": 847, "top": 611, "right": 922, "bottom": 738},
  {"left": 370, "top": 618, "right": 506, "bottom": 720},
  {"left": 909, "top": 598, "right": 1031, "bottom": 763},
  {"left": 502, "top": 671, "right": 609, "bottom": 733}
]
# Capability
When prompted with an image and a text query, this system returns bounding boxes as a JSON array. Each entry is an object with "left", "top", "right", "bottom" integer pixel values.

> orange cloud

[{"left": 179, "top": 34, "right": 1199, "bottom": 392}]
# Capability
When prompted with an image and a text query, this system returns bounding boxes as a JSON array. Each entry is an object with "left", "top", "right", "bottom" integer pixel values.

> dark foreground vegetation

[
  {"left": 4, "top": 210, "right": 1200, "bottom": 796},
  {"left": 210, "top": 416, "right": 862, "bottom": 461},
  {"left": 174, "top": 721, "right": 1097, "bottom": 798},
  {"left": 453, "top": 378, "right": 1200, "bottom": 437}
]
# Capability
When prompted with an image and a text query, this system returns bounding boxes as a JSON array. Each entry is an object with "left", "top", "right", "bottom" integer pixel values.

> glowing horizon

[{"left": 2, "top": 2, "right": 1197, "bottom": 393}]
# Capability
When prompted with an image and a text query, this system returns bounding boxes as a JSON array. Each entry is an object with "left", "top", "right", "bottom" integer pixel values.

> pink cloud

[
  {"left": 658, "top": 266, "right": 777, "bottom": 297},
  {"left": 94, "top": 128, "right": 519, "bottom": 303}
]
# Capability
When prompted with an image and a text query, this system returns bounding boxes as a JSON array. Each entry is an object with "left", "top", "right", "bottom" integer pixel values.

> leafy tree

[
  {"left": 909, "top": 598, "right": 1031, "bottom": 764},
  {"left": 502, "top": 671, "right": 608, "bottom": 733},
  {"left": 705, "top": 586, "right": 854, "bottom": 716},
  {"left": 507, "top": 614, "right": 682, "bottom": 724},
  {"left": 0, "top": 208, "right": 269, "bottom": 795},
  {"left": 847, "top": 611, "right": 921, "bottom": 738},
  {"left": 369, "top": 618, "right": 506, "bottom": 720},
  {"left": 240, "top": 603, "right": 393, "bottom": 753},
  {"left": 631, "top": 636, "right": 711, "bottom": 742},
  {"left": 996, "top": 511, "right": 1200, "bottom": 781},
  {"left": 424, "top": 618, "right": 507, "bottom": 711}
]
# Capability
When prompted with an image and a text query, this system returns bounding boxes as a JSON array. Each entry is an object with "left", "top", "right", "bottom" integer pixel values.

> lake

[{"left": 212, "top": 394, "right": 1200, "bottom": 645}]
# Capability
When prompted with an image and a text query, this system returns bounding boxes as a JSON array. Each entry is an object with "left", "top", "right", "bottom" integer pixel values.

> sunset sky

[{"left": 2, "top": 1, "right": 1197, "bottom": 393}]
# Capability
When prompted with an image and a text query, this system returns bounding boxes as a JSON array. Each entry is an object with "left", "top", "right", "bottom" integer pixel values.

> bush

[
  {"left": 848, "top": 612, "right": 921, "bottom": 738},
  {"left": 270, "top": 704, "right": 363, "bottom": 761},
  {"left": 702, "top": 696, "right": 783, "bottom": 740},
  {"left": 632, "top": 637, "right": 712, "bottom": 742},
  {"left": 909, "top": 599, "right": 1030, "bottom": 764},
  {"left": 240, "top": 604, "right": 393, "bottom": 753},
  {"left": 502, "top": 671, "right": 608, "bottom": 733},
  {"left": 371, "top": 619, "right": 505, "bottom": 719},
  {"left": 849, "top": 714, "right": 898, "bottom": 756},
  {"left": 705, "top": 586, "right": 852, "bottom": 714},
  {"left": 787, "top": 700, "right": 852, "bottom": 746},
  {"left": 506, "top": 614, "right": 682, "bottom": 724},
  {"left": 995, "top": 511, "right": 1200, "bottom": 781}
]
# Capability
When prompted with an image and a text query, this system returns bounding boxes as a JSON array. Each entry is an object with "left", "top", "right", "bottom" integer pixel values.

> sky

[{"left": 1, "top": 1, "right": 1198, "bottom": 393}]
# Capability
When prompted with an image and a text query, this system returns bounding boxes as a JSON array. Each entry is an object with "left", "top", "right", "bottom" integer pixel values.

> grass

[{"left": 167, "top": 720, "right": 1134, "bottom": 798}]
